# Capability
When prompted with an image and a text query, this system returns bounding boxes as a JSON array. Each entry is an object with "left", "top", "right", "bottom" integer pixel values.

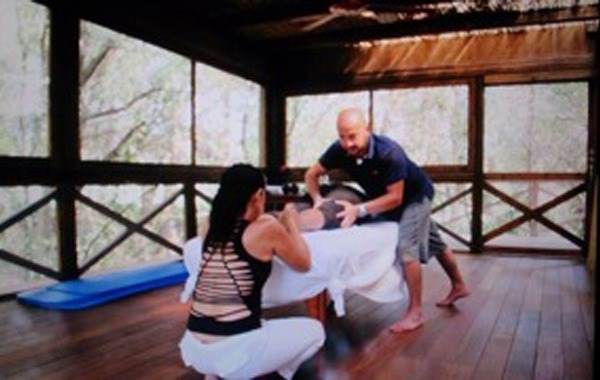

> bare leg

[
  {"left": 435, "top": 247, "right": 470, "bottom": 306},
  {"left": 297, "top": 209, "right": 325, "bottom": 231},
  {"left": 390, "top": 260, "right": 424, "bottom": 333}
]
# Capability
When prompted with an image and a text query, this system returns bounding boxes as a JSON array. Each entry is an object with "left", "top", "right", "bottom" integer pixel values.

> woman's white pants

[{"left": 179, "top": 317, "right": 325, "bottom": 380}]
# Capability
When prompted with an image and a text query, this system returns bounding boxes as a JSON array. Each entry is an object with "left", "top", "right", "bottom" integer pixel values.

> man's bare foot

[
  {"left": 389, "top": 312, "right": 424, "bottom": 333},
  {"left": 436, "top": 286, "right": 470, "bottom": 307}
]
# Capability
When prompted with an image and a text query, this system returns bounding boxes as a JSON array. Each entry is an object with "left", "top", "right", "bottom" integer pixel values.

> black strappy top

[{"left": 187, "top": 219, "right": 272, "bottom": 335}]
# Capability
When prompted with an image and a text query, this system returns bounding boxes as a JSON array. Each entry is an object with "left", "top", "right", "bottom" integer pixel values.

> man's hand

[{"left": 335, "top": 200, "right": 358, "bottom": 228}]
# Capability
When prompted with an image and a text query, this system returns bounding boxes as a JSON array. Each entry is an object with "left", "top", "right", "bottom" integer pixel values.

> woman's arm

[
  {"left": 271, "top": 204, "right": 311, "bottom": 272},
  {"left": 243, "top": 208, "right": 311, "bottom": 272}
]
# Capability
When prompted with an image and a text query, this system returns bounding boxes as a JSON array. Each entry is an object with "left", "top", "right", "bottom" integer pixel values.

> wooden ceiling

[{"left": 34, "top": 0, "right": 598, "bottom": 84}]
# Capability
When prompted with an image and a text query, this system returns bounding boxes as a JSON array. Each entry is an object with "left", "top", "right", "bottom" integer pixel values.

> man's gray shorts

[{"left": 397, "top": 198, "right": 447, "bottom": 264}]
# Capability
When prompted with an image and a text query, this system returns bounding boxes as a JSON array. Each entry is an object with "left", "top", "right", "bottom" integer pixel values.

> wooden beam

[
  {"left": 217, "top": 0, "right": 447, "bottom": 28},
  {"left": 77, "top": 189, "right": 183, "bottom": 275},
  {"left": 270, "top": 5, "right": 599, "bottom": 50},
  {"left": 50, "top": 8, "right": 80, "bottom": 280},
  {"left": 431, "top": 187, "right": 472, "bottom": 214},
  {"left": 0, "top": 191, "right": 56, "bottom": 234},
  {"left": 0, "top": 249, "right": 62, "bottom": 280},
  {"left": 265, "top": 85, "right": 287, "bottom": 184},
  {"left": 195, "top": 189, "right": 214, "bottom": 205},
  {"left": 436, "top": 223, "right": 471, "bottom": 247},
  {"left": 482, "top": 245, "right": 580, "bottom": 256},
  {"left": 286, "top": 167, "right": 474, "bottom": 183},
  {"left": 483, "top": 182, "right": 586, "bottom": 247},
  {"left": 471, "top": 77, "right": 485, "bottom": 253},
  {"left": 34, "top": 0, "right": 270, "bottom": 85},
  {"left": 485, "top": 173, "right": 586, "bottom": 181},
  {"left": 0, "top": 159, "right": 229, "bottom": 185},
  {"left": 184, "top": 182, "right": 197, "bottom": 241},
  {"left": 73, "top": 162, "right": 226, "bottom": 184}
]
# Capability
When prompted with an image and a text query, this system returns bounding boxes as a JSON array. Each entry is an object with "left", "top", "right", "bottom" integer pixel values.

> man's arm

[
  {"left": 363, "top": 180, "right": 404, "bottom": 214},
  {"left": 305, "top": 162, "right": 328, "bottom": 208},
  {"left": 336, "top": 180, "right": 404, "bottom": 228}
]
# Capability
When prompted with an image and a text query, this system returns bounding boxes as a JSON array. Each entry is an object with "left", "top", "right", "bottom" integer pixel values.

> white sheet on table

[{"left": 180, "top": 222, "right": 407, "bottom": 316}]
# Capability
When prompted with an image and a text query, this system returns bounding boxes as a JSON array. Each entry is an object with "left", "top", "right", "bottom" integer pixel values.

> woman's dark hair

[{"left": 206, "top": 164, "right": 265, "bottom": 243}]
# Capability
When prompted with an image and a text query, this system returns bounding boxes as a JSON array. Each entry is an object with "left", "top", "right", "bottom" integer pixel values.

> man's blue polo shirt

[{"left": 318, "top": 134, "right": 434, "bottom": 220}]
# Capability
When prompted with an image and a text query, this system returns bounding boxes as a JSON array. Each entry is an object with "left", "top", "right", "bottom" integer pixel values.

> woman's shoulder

[{"left": 246, "top": 213, "right": 281, "bottom": 235}]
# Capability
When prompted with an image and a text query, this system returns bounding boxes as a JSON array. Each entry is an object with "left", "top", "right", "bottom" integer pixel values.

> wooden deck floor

[{"left": 0, "top": 254, "right": 594, "bottom": 380}]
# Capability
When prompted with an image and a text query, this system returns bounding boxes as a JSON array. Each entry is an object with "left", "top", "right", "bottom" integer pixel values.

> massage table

[{"left": 180, "top": 222, "right": 407, "bottom": 321}]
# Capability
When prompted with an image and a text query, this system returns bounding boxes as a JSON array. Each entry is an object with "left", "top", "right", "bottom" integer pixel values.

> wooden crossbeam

[
  {"left": 435, "top": 222, "right": 471, "bottom": 247},
  {"left": 0, "top": 191, "right": 57, "bottom": 234},
  {"left": 195, "top": 189, "right": 214, "bottom": 205},
  {"left": 482, "top": 182, "right": 585, "bottom": 247},
  {"left": 0, "top": 249, "right": 61, "bottom": 280},
  {"left": 431, "top": 186, "right": 472, "bottom": 214},
  {"left": 76, "top": 189, "right": 184, "bottom": 275}
]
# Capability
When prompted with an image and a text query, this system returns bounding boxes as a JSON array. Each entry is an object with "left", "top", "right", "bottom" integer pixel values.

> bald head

[
  {"left": 336, "top": 108, "right": 370, "bottom": 157},
  {"left": 337, "top": 108, "right": 368, "bottom": 133}
]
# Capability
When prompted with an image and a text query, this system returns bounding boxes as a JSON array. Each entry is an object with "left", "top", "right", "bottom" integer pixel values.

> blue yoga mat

[{"left": 17, "top": 260, "right": 188, "bottom": 310}]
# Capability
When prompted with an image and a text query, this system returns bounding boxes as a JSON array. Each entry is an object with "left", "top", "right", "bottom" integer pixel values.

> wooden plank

[
  {"left": 1, "top": 256, "right": 594, "bottom": 379},
  {"left": 560, "top": 263, "right": 592, "bottom": 379},
  {"left": 411, "top": 258, "right": 514, "bottom": 379},
  {"left": 269, "top": 5, "right": 600, "bottom": 50},
  {"left": 6, "top": 304, "right": 187, "bottom": 378},
  {"left": 502, "top": 258, "right": 544, "bottom": 380},
  {"left": 337, "top": 255, "right": 484, "bottom": 376},
  {"left": 373, "top": 256, "right": 499, "bottom": 378},
  {"left": 472, "top": 259, "right": 535, "bottom": 380},
  {"left": 351, "top": 255, "right": 494, "bottom": 378},
  {"left": 534, "top": 266, "right": 564, "bottom": 380},
  {"left": 572, "top": 263, "right": 595, "bottom": 349}
]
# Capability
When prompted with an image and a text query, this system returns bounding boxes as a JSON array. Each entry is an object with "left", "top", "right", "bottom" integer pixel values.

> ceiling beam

[
  {"left": 213, "top": 0, "right": 447, "bottom": 28},
  {"left": 34, "top": 0, "right": 270, "bottom": 85},
  {"left": 268, "top": 4, "right": 599, "bottom": 50}
]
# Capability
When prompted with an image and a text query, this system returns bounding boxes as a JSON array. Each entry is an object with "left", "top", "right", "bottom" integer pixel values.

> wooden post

[
  {"left": 184, "top": 182, "right": 198, "bottom": 240},
  {"left": 50, "top": 7, "right": 80, "bottom": 280},
  {"left": 584, "top": 78, "right": 598, "bottom": 258},
  {"left": 265, "top": 84, "right": 286, "bottom": 184},
  {"left": 470, "top": 77, "right": 484, "bottom": 253},
  {"left": 591, "top": 31, "right": 599, "bottom": 380}
]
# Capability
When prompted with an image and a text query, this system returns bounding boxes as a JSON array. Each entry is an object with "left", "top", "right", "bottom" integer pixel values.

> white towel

[{"left": 180, "top": 222, "right": 407, "bottom": 316}]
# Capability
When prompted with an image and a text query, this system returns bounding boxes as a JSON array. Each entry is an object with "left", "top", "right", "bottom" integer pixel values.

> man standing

[{"left": 305, "top": 108, "right": 470, "bottom": 333}]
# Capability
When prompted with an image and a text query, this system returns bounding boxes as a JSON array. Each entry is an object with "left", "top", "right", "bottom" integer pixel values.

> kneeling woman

[{"left": 179, "top": 164, "right": 325, "bottom": 380}]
